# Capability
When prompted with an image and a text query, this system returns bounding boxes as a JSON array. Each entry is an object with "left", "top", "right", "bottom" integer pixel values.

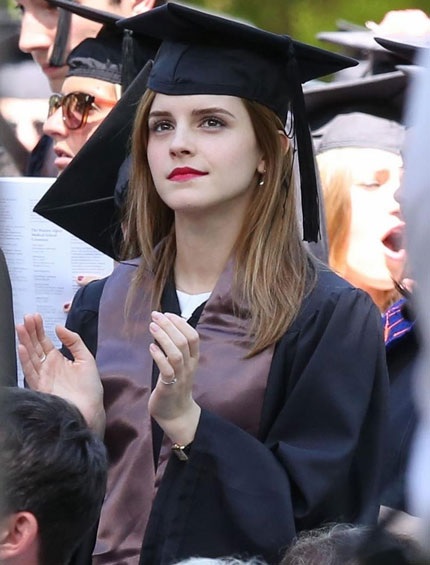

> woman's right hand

[{"left": 16, "top": 313, "right": 105, "bottom": 437}]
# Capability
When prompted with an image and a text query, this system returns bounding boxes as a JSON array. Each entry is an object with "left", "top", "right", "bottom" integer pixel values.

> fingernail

[
  {"left": 149, "top": 322, "right": 158, "bottom": 332},
  {"left": 151, "top": 311, "right": 162, "bottom": 320},
  {"left": 77, "top": 275, "right": 84, "bottom": 282},
  {"left": 63, "top": 303, "right": 70, "bottom": 312}
]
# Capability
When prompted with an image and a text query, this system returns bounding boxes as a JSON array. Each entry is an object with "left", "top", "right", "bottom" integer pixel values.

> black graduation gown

[{"left": 64, "top": 265, "right": 388, "bottom": 565}]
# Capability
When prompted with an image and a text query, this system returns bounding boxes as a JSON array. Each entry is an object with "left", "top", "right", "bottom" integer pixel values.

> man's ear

[
  {"left": 278, "top": 130, "right": 290, "bottom": 154},
  {"left": 0, "top": 512, "right": 38, "bottom": 561},
  {"left": 131, "top": 0, "right": 157, "bottom": 15}
]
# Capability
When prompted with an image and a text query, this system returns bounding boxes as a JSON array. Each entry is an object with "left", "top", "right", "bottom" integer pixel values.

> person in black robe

[{"left": 16, "top": 4, "right": 389, "bottom": 565}]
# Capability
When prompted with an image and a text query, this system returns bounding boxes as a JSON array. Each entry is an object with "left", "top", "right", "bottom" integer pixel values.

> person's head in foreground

[
  {"left": 315, "top": 112, "right": 405, "bottom": 312},
  {"left": 17, "top": 0, "right": 165, "bottom": 91},
  {"left": 0, "top": 387, "right": 107, "bottom": 565}
]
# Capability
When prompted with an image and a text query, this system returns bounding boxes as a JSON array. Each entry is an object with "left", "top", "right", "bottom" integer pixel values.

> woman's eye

[
  {"left": 201, "top": 117, "right": 224, "bottom": 128},
  {"left": 149, "top": 121, "right": 173, "bottom": 132}
]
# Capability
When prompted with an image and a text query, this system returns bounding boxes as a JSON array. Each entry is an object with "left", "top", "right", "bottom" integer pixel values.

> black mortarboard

[
  {"left": 34, "top": 62, "right": 152, "bottom": 259},
  {"left": 46, "top": 0, "right": 159, "bottom": 88},
  {"left": 117, "top": 2, "right": 357, "bottom": 242},
  {"left": 374, "top": 35, "right": 430, "bottom": 63},
  {"left": 304, "top": 70, "right": 407, "bottom": 131},
  {"left": 66, "top": 28, "right": 123, "bottom": 85},
  {"left": 316, "top": 29, "right": 415, "bottom": 77},
  {"left": 314, "top": 112, "right": 406, "bottom": 156}
]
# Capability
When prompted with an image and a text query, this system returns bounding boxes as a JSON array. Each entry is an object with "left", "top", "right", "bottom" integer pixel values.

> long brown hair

[{"left": 122, "top": 89, "right": 316, "bottom": 355}]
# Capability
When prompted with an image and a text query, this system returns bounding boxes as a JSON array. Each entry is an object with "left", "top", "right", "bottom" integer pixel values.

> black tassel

[
  {"left": 121, "top": 29, "right": 135, "bottom": 91},
  {"left": 49, "top": 8, "right": 72, "bottom": 67},
  {"left": 285, "top": 42, "right": 320, "bottom": 243}
]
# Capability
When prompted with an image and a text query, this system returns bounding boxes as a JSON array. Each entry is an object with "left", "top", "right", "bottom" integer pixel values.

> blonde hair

[
  {"left": 122, "top": 90, "right": 316, "bottom": 355},
  {"left": 317, "top": 147, "right": 398, "bottom": 312}
]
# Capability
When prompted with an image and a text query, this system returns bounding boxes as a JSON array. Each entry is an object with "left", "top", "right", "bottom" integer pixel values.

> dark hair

[{"left": 0, "top": 388, "right": 107, "bottom": 565}]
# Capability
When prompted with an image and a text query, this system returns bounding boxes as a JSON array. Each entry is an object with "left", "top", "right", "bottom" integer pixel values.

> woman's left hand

[{"left": 148, "top": 311, "right": 201, "bottom": 446}]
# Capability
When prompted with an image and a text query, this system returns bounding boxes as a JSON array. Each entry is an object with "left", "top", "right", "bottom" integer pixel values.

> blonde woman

[{"left": 315, "top": 112, "right": 405, "bottom": 312}]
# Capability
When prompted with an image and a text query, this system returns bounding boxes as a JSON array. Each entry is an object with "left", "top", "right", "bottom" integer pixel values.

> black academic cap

[
  {"left": 316, "top": 29, "right": 415, "bottom": 77},
  {"left": 117, "top": 3, "right": 357, "bottom": 242},
  {"left": 46, "top": 0, "right": 159, "bottom": 89},
  {"left": 304, "top": 70, "right": 407, "bottom": 131},
  {"left": 66, "top": 28, "right": 123, "bottom": 85},
  {"left": 374, "top": 35, "right": 430, "bottom": 63},
  {"left": 119, "top": 3, "right": 356, "bottom": 123},
  {"left": 33, "top": 62, "right": 153, "bottom": 259},
  {"left": 314, "top": 112, "right": 406, "bottom": 156}
]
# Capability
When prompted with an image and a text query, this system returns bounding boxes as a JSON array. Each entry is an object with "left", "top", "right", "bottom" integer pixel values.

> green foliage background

[
  {"left": 188, "top": 0, "right": 430, "bottom": 45},
  {"left": 2, "top": 0, "right": 429, "bottom": 46}
]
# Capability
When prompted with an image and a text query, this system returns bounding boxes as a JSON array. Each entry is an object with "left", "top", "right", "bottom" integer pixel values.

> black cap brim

[
  {"left": 33, "top": 61, "right": 153, "bottom": 259},
  {"left": 316, "top": 30, "right": 384, "bottom": 53},
  {"left": 374, "top": 36, "right": 430, "bottom": 63}
]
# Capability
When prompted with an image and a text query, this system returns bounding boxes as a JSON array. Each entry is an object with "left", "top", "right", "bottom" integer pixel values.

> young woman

[
  {"left": 315, "top": 112, "right": 406, "bottom": 313},
  {"left": 17, "top": 4, "right": 389, "bottom": 565}
]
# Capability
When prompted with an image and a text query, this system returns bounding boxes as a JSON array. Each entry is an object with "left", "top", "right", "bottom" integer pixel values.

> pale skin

[{"left": 17, "top": 94, "right": 288, "bottom": 446}]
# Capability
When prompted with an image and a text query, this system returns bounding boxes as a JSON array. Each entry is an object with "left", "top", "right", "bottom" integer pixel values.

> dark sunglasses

[{"left": 47, "top": 92, "right": 115, "bottom": 130}]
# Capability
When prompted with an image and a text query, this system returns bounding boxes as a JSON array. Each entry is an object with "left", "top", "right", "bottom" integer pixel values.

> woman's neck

[{"left": 173, "top": 211, "right": 242, "bottom": 294}]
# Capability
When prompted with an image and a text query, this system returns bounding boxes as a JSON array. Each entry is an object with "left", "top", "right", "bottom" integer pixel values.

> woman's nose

[{"left": 169, "top": 126, "right": 194, "bottom": 157}]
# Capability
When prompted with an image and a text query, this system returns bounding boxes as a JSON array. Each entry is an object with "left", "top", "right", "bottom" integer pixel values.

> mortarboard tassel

[
  {"left": 285, "top": 42, "right": 320, "bottom": 243},
  {"left": 49, "top": 8, "right": 72, "bottom": 67},
  {"left": 121, "top": 29, "right": 135, "bottom": 92}
]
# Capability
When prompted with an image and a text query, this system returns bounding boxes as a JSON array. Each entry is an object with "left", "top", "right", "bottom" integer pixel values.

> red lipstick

[{"left": 168, "top": 167, "right": 207, "bottom": 182}]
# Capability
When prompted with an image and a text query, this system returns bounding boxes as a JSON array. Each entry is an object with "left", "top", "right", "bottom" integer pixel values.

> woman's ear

[
  {"left": 257, "top": 160, "right": 266, "bottom": 175},
  {"left": 278, "top": 130, "right": 290, "bottom": 154}
]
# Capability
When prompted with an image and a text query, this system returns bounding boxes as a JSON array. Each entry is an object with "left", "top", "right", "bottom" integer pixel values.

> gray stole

[{"left": 94, "top": 258, "right": 274, "bottom": 564}]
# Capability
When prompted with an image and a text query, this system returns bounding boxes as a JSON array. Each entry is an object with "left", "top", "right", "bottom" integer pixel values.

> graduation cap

[
  {"left": 313, "top": 112, "right": 406, "bottom": 156},
  {"left": 304, "top": 70, "right": 408, "bottom": 131},
  {"left": 34, "top": 61, "right": 153, "bottom": 259},
  {"left": 117, "top": 2, "right": 357, "bottom": 242},
  {"left": 374, "top": 35, "right": 430, "bottom": 63},
  {"left": 316, "top": 29, "right": 416, "bottom": 77},
  {"left": 46, "top": 0, "right": 159, "bottom": 88}
]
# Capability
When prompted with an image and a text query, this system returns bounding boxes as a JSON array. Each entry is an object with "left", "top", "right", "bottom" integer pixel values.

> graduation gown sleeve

[
  {"left": 140, "top": 272, "right": 389, "bottom": 565},
  {"left": 62, "top": 277, "right": 107, "bottom": 359}
]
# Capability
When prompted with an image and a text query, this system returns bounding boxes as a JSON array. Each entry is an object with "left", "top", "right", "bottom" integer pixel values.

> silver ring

[
  {"left": 159, "top": 376, "right": 177, "bottom": 385},
  {"left": 40, "top": 353, "right": 47, "bottom": 363}
]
